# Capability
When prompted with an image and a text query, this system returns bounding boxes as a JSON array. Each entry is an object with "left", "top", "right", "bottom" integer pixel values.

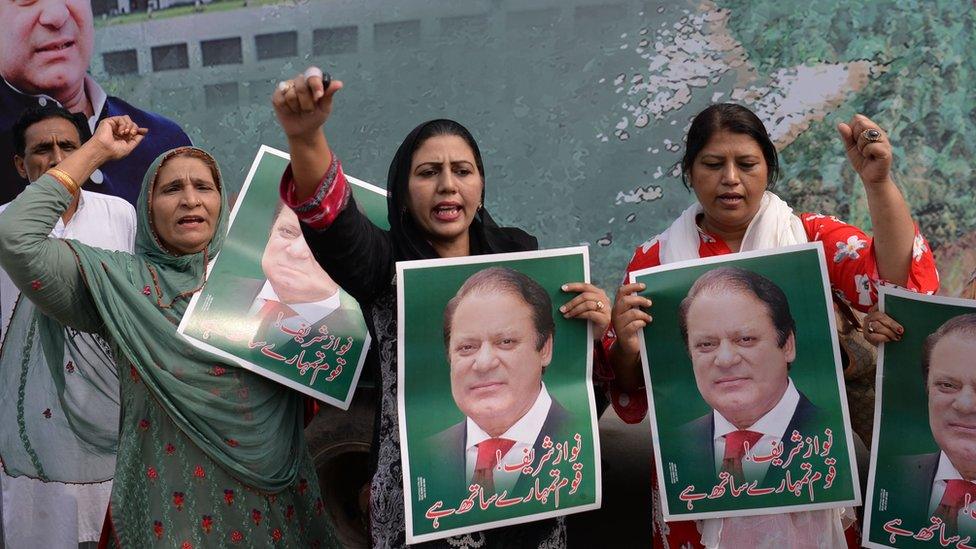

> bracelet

[{"left": 47, "top": 168, "right": 80, "bottom": 195}]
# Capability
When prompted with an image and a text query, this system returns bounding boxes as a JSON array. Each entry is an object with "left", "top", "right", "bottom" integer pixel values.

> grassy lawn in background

[{"left": 95, "top": 0, "right": 289, "bottom": 27}]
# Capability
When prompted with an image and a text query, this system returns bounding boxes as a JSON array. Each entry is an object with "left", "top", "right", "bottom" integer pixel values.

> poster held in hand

[
  {"left": 397, "top": 246, "right": 601, "bottom": 543},
  {"left": 178, "top": 145, "right": 387, "bottom": 409}
]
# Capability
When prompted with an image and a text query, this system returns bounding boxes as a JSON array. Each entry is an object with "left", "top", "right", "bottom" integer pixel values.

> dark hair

[
  {"left": 680, "top": 103, "right": 780, "bottom": 190},
  {"left": 921, "top": 314, "right": 976, "bottom": 382},
  {"left": 271, "top": 201, "right": 287, "bottom": 229},
  {"left": 410, "top": 119, "right": 485, "bottom": 184},
  {"left": 12, "top": 104, "right": 90, "bottom": 156},
  {"left": 443, "top": 266, "right": 555, "bottom": 352},
  {"left": 678, "top": 267, "right": 796, "bottom": 350}
]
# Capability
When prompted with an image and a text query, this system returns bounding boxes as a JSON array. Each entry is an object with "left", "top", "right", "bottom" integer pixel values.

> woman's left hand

[
  {"left": 560, "top": 282, "right": 611, "bottom": 336},
  {"left": 863, "top": 305, "right": 904, "bottom": 345},
  {"left": 837, "top": 114, "right": 893, "bottom": 188}
]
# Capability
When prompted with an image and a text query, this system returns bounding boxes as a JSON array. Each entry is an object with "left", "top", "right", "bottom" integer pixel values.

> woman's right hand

[
  {"left": 610, "top": 282, "right": 653, "bottom": 358},
  {"left": 272, "top": 67, "right": 344, "bottom": 140}
]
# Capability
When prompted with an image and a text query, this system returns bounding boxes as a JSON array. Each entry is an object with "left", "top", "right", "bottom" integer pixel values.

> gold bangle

[{"left": 47, "top": 168, "right": 79, "bottom": 195}]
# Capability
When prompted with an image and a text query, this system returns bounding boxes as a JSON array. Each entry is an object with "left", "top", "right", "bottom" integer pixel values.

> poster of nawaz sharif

[
  {"left": 864, "top": 287, "right": 976, "bottom": 549},
  {"left": 177, "top": 145, "right": 388, "bottom": 409},
  {"left": 396, "top": 247, "right": 601, "bottom": 543},
  {"left": 630, "top": 243, "right": 860, "bottom": 521}
]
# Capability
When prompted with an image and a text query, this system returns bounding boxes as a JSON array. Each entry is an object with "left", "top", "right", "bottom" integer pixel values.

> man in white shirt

[
  {"left": 430, "top": 266, "right": 572, "bottom": 497},
  {"left": 675, "top": 267, "right": 826, "bottom": 488},
  {"left": 893, "top": 314, "right": 976, "bottom": 538},
  {"left": 0, "top": 104, "right": 135, "bottom": 548}
]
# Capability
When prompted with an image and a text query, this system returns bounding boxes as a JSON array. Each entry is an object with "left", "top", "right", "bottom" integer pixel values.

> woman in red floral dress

[{"left": 602, "top": 103, "right": 939, "bottom": 548}]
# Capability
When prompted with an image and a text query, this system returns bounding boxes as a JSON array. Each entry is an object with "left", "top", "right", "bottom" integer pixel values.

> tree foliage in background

[{"left": 724, "top": 0, "right": 975, "bottom": 289}]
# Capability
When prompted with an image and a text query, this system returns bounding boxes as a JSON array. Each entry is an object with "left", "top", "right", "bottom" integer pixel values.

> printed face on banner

[
  {"left": 0, "top": 0, "right": 93, "bottom": 95},
  {"left": 398, "top": 248, "right": 598, "bottom": 543},
  {"left": 862, "top": 292, "right": 976, "bottom": 548},
  {"left": 262, "top": 205, "right": 339, "bottom": 304},
  {"left": 448, "top": 289, "right": 552, "bottom": 438},
  {"left": 177, "top": 146, "right": 377, "bottom": 410},
  {"left": 928, "top": 334, "right": 976, "bottom": 473},
  {"left": 635, "top": 247, "right": 858, "bottom": 521},
  {"left": 686, "top": 289, "right": 795, "bottom": 429}
]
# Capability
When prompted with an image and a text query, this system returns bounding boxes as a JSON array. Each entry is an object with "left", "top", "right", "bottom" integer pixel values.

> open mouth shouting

[
  {"left": 177, "top": 215, "right": 206, "bottom": 228},
  {"left": 432, "top": 201, "right": 464, "bottom": 222}
]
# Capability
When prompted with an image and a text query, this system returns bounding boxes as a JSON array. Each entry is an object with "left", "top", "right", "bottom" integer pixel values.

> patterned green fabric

[
  {"left": 0, "top": 148, "right": 336, "bottom": 546},
  {"left": 105, "top": 357, "right": 330, "bottom": 547},
  {"left": 0, "top": 296, "right": 120, "bottom": 482}
]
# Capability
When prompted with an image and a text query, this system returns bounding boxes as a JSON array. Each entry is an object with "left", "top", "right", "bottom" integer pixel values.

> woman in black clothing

[{"left": 271, "top": 68, "right": 610, "bottom": 548}]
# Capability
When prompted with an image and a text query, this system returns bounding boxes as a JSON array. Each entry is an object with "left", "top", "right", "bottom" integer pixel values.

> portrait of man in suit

[
  {"left": 247, "top": 202, "right": 344, "bottom": 340},
  {"left": 428, "top": 266, "right": 572, "bottom": 497},
  {"left": 674, "top": 267, "right": 827, "bottom": 487},
  {"left": 891, "top": 313, "right": 976, "bottom": 537},
  {"left": 212, "top": 200, "right": 366, "bottom": 365}
]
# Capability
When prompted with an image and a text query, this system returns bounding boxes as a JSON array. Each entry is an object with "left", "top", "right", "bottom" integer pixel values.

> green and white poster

[
  {"left": 631, "top": 243, "right": 860, "bottom": 521},
  {"left": 396, "top": 247, "right": 601, "bottom": 543},
  {"left": 177, "top": 145, "right": 387, "bottom": 409},
  {"left": 864, "top": 287, "right": 976, "bottom": 548}
]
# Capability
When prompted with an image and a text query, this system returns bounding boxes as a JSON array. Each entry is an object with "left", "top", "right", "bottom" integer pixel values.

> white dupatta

[
  {"left": 656, "top": 191, "right": 807, "bottom": 262},
  {"left": 652, "top": 191, "right": 854, "bottom": 548}
]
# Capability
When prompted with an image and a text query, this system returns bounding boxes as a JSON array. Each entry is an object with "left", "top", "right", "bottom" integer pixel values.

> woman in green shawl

[{"left": 0, "top": 115, "right": 337, "bottom": 547}]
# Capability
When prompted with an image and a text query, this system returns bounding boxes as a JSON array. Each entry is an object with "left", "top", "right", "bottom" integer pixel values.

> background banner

[{"left": 3, "top": 0, "right": 966, "bottom": 293}]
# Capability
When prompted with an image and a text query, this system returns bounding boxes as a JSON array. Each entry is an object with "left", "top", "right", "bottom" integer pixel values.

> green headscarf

[{"left": 64, "top": 147, "right": 305, "bottom": 492}]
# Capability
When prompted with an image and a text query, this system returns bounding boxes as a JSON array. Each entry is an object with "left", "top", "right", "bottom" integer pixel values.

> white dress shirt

[
  {"left": 247, "top": 281, "right": 341, "bottom": 334},
  {"left": 464, "top": 383, "right": 553, "bottom": 494},
  {"left": 0, "top": 189, "right": 135, "bottom": 547},
  {"left": 928, "top": 452, "right": 976, "bottom": 535},
  {"left": 711, "top": 379, "right": 801, "bottom": 481},
  {"left": 700, "top": 379, "right": 852, "bottom": 549}
]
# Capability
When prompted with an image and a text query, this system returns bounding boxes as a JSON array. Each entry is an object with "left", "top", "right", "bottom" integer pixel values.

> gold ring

[
  {"left": 861, "top": 128, "right": 883, "bottom": 142},
  {"left": 596, "top": 301, "right": 604, "bottom": 310}
]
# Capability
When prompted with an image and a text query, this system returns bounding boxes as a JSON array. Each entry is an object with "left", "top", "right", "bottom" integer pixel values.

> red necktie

[
  {"left": 257, "top": 300, "right": 298, "bottom": 338},
  {"left": 472, "top": 438, "right": 516, "bottom": 494},
  {"left": 721, "top": 430, "right": 763, "bottom": 484},
  {"left": 935, "top": 479, "right": 976, "bottom": 536}
]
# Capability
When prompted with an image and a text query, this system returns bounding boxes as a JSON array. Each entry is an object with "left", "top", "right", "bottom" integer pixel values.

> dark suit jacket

[
  {"left": 878, "top": 452, "right": 940, "bottom": 531},
  {"left": 673, "top": 389, "right": 826, "bottom": 489},
  {"left": 425, "top": 397, "right": 574, "bottom": 502}
]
